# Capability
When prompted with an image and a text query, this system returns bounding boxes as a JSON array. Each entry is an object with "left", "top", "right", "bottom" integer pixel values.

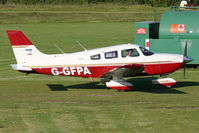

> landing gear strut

[{"left": 160, "top": 74, "right": 168, "bottom": 78}]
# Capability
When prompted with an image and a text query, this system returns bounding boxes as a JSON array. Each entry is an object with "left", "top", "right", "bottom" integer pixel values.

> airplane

[{"left": 7, "top": 31, "right": 193, "bottom": 91}]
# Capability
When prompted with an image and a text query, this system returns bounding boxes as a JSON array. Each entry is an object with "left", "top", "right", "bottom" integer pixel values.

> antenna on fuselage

[
  {"left": 55, "top": 44, "right": 65, "bottom": 54},
  {"left": 75, "top": 40, "right": 87, "bottom": 51}
]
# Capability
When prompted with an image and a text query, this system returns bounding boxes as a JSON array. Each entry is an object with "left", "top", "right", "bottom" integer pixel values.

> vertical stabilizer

[{"left": 7, "top": 31, "right": 45, "bottom": 65}]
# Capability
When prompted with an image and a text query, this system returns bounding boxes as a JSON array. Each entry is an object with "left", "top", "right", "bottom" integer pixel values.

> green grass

[
  {"left": 0, "top": 4, "right": 167, "bottom": 24},
  {"left": 0, "top": 4, "right": 199, "bottom": 133}
]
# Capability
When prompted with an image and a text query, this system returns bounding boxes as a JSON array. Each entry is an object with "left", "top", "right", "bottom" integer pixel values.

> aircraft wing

[{"left": 101, "top": 64, "right": 145, "bottom": 80}]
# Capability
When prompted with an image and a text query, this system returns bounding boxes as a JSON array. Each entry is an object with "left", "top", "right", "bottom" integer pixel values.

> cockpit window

[
  {"left": 105, "top": 51, "right": 118, "bottom": 59},
  {"left": 90, "top": 54, "right": 101, "bottom": 60},
  {"left": 139, "top": 47, "right": 154, "bottom": 56},
  {"left": 121, "top": 48, "right": 139, "bottom": 57}
]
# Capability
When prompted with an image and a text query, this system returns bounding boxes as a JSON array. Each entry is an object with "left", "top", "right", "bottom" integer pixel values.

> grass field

[{"left": 0, "top": 4, "right": 199, "bottom": 133}]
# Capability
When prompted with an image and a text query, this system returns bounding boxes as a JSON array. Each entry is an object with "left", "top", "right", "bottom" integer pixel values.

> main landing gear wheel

[{"left": 105, "top": 78, "right": 133, "bottom": 91}]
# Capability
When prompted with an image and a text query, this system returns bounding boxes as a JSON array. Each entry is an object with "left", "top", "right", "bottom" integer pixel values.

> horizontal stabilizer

[
  {"left": 11, "top": 64, "right": 32, "bottom": 71},
  {"left": 7, "top": 31, "right": 33, "bottom": 46}
]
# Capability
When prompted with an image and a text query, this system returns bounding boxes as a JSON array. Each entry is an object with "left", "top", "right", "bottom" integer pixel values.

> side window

[
  {"left": 139, "top": 47, "right": 154, "bottom": 56},
  {"left": 90, "top": 54, "right": 101, "bottom": 60},
  {"left": 105, "top": 51, "right": 118, "bottom": 59},
  {"left": 121, "top": 48, "right": 139, "bottom": 57}
]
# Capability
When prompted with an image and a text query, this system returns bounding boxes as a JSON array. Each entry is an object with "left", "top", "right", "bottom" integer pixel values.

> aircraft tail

[{"left": 7, "top": 31, "right": 45, "bottom": 71}]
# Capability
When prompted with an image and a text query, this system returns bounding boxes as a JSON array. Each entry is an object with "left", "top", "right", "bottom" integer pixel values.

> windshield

[{"left": 139, "top": 47, "right": 154, "bottom": 56}]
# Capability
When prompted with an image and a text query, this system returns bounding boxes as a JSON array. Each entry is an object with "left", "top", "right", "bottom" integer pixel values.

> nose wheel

[{"left": 152, "top": 77, "right": 176, "bottom": 88}]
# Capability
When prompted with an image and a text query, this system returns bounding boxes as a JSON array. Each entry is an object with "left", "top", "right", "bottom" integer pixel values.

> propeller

[
  {"left": 183, "top": 41, "right": 193, "bottom": 78},
  {"left": 183, "top": 42, "right": 187, "bottom": 78}
]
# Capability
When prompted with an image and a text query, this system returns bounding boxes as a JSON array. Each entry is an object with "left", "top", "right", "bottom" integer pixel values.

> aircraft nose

[{"left": 183, "top": 56, "right": 193, "bottom": 64}]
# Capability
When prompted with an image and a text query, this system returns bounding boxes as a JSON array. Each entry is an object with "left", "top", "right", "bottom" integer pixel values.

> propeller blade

[
  {"left": 184, "top": 41, "right": 187, "bottom": 57},
  {"left": 183, "top": 41, "right": 193, "bottom": 78},
  {"left": 183, "top": 41, "right": 188, "bottom": 79},
  {"left": 184, "top": 62, "right": 186, "bottom": 78}
]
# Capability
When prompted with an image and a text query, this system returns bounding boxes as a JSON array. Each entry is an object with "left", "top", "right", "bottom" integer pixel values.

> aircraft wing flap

[{"left": 101, "top": 64, "right": 144, "bottom": 78}]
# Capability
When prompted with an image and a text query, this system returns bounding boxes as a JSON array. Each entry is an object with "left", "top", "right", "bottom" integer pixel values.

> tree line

[{"left": 1, "top": 0, "right": 199, "bottom": 6}]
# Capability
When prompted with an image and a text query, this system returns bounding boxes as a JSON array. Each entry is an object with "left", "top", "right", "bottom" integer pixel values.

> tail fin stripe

[{"left": 7, "top": 31, "right": 33, "bottom": 46}]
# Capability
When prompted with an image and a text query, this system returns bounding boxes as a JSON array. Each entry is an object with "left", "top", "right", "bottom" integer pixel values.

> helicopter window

[
  {"left": 105, "top": 51, "right": 118, "bottom": 59},
  {"left": 121, "top": 48, "right": 139, "bottom": 57},
  {"left": 139, "top": 47, "right": 154, "bottom": 56},
  {"left": 90, "top": 54, "right": 101, "bottom": 60}
]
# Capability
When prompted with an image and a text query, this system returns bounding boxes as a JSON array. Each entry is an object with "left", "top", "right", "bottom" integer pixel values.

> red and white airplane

[{"left": 7, "top": 31, "right": 193, "bottom": 91}]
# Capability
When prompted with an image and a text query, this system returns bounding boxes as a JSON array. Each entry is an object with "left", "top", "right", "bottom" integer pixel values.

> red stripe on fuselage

[
  {"left": 144, "top": 63, "right": 182, "bottom": 75},
  {"left": 33, "top": 66, "right": 117, "bottom": 78},
  {"left": 32, "top": 62, "right": 182, "bottom": 78}
]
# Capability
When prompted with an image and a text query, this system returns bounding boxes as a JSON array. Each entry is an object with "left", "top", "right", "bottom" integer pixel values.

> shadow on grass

[
  {"left": 66, "top": 82, "right": 107, "bottom": 89},
  {"left": 47, "top": 84, "right": 68, "bottom": 91},
  {"left": 47, "top": 82, "right": 107, "bottom": 91},
  {"left": 127, "top": 77, "right": 186, "bottom": 94},
  {"left": 47, "top": 77, "right": 199, "bottom": 94},
  {"left": 132, "top": 86, "right": 186, "bottom": 94},
  {"left": 175, "top": 81, "right": 199, "bottom": 88}
]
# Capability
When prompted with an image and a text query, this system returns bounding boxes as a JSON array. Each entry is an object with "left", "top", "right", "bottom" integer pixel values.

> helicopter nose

[{"left": 183, "top": 56, "right": 193, "bottom": 64}]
